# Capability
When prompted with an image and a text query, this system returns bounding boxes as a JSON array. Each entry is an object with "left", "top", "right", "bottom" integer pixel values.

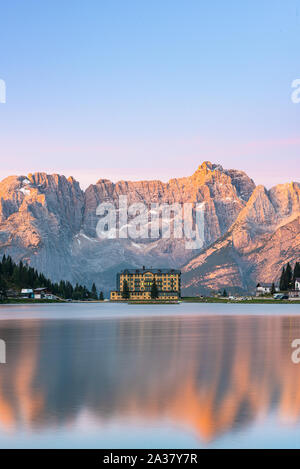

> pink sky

[{"left": 0, "top": 136, "right": 299, "bottom": 190}]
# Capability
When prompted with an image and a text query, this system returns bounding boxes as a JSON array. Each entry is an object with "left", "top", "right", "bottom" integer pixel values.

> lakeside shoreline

[
  {"left": 1, "top": 297, "right": 300, "bottom": 306},
  {"left": 0, "top": 299, "right": 105, "bottom": 305}
]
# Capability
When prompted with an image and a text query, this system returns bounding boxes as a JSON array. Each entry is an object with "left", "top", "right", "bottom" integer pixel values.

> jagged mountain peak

[
  {"left": 192, "top": 162, "right": 226, "bottom": 182},
  {"left": 26, "top": 171, "right": 81, "bottom": 189},
  {"left": 96, "top": 178, "right": 113, "bottom": 185},
  {"left": 194, "top": 161, "right": 224, "bottom": 173},
  {"left": 233, "top": 182, "right": 300, "bottom": 231}
]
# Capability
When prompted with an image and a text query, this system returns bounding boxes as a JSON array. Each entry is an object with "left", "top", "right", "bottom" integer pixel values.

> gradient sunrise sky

[{"left": 0, "top": 0, "right": 300, "bottom": 188}]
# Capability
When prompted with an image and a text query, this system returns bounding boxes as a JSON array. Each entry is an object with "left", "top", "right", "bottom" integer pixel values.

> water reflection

[{"left": 0, "top": 313, "right": 300, "bottom": 445}]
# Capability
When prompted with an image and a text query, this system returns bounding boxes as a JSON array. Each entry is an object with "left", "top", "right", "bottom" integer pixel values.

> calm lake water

[{"left": 0, "top": 302, "right": 300, "bottom": 448}]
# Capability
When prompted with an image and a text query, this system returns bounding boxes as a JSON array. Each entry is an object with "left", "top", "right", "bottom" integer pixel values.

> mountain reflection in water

[{"left": 0, "top": 307, "right": 300, "bottom": 447}]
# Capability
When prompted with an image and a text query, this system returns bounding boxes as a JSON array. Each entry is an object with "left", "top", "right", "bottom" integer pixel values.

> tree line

[
  {"left": 279, "top": 262, "right": 300, "bottom": 291},
  {"left": 0, "top": 255, "right": 104, "bottom": 301}
]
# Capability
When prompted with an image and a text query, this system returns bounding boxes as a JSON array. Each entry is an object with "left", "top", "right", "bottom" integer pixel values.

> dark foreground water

[{"left": 0, "top": 302, "right": 300, "bottom": 448}]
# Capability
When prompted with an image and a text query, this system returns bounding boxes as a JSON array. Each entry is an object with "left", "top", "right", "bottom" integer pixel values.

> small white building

[
  {"left": 21, "top": 288, "right": 33, "bottom": 298},
  {"left": 44, "top": 294, "right": 58, "bottom": 300},
  {"left": 295, "top": 278, "right": 300, "bottom": 291},
  {"left": 256, "top": 283, "right": 279, "bottom": 296},
  {"left": 33, "top": 287, "right": 48, "bottom": 299}
]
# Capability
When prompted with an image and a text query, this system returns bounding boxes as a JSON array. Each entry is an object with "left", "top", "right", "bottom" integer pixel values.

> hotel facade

[{"left": 110, "top": 267, "right": 181, "bottom": 301}]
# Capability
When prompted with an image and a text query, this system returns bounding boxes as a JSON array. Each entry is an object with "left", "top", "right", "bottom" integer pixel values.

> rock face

[
  {"left": 182, "top": 183, "right": 300, "bottom": 294},
  {"left": 1, "top": 162, "right": 298, "bottom": 295},
  {"left": 0, "top": 162, "right": 256, "bottom": 293},
  {"left": 0, "top": 173, "right": 84, "bottom": 282},
  {"left": 75, "top": 161, "right": 255, "bottom": 291},
  {"left": 82, "top": 161, "right": 254, "bottom": 240}
]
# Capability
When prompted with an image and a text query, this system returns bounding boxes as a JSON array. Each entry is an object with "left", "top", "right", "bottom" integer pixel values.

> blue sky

[{"left": 0, "top": 0, "right": 299, "bottom": 188}]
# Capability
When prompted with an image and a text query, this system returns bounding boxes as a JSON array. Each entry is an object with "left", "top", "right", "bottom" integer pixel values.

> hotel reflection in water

[{"left": 0, "top": 314, "right": 300, "bottom": 443}]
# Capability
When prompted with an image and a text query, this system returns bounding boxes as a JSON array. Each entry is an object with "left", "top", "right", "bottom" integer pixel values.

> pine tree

[
  {"left": 6, "top": 256, "right": 13, "bottom": 276},
  {"left": 91, "top": 283, "right": 98, "bottom": 300},
  {"left": 64, "top": 281, "right": 73, "bottom": 299},
  {"left": 223, "top": 289, "right": 228, "bottom": 297},
  {"left": 293, "top": 262, "right": 300, "bottom": 289},
  {"left": 122, "top": 280, "right": 130, "bottom": 299},
  {"left": 271, "top": 283, "right": 276, "bottom": 295},
  {"left": 285, "top": 263, "right": 293, "bottom": 291},
  {"left": 0, "top": 274, "right": 7, "bottom": 301},
  {"left": 279, "top": 267, "right": 286, "bottom": 291},
  {"left": 83, "top": 286, "right": 89, "bottom": 299},
  {"left": 12, "top": 265, "right": 21, "bottom": 286},
  {"left": 99, "top": 291, "right": 104, "bottom": 301},
  {"left": 151, "top": 278, "right": 159, "bottom": 299}
]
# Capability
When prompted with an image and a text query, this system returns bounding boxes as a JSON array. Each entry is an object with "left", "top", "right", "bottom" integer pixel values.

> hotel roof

[
  {"left": 256, "top": 283, "right": 276, "bottom": 288},
  {"left": 120, "top": 268, "right": 181, "bottom": 274}
]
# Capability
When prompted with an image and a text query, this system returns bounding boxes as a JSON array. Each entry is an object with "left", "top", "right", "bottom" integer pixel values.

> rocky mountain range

[
  {"left": 183, "top": 182, "right": 300, "bottom": 294},
  {"left": 0, "top": 162, "right": 298, "bottom": 295}
]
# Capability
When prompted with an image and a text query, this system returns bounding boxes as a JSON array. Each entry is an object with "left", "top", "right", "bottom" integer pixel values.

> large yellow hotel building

[{"left": 110, "top": 267, "right": 181, "bottom": 301}]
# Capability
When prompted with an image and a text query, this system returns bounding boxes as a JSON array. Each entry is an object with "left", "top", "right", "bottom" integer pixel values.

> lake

[{"left": 0, "top": 302, "right": 300, "bottom": 448}]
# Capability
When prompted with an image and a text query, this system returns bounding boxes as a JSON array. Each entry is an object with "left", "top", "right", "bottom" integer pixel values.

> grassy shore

[
  {"left": 113, "top": 297, "right": 300, "bottom": 305},
  {"left": 0, "top": 299, "right": 108, "bottom": 304},
  {"left": 182, "top": 297, "right": 300, "bottom": 304},
  {"left": 1, "top": 297, "right": 299, "bottom": 305},
  {"left": 0, "top": 298, "right": 63, "bottom": 304}
]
